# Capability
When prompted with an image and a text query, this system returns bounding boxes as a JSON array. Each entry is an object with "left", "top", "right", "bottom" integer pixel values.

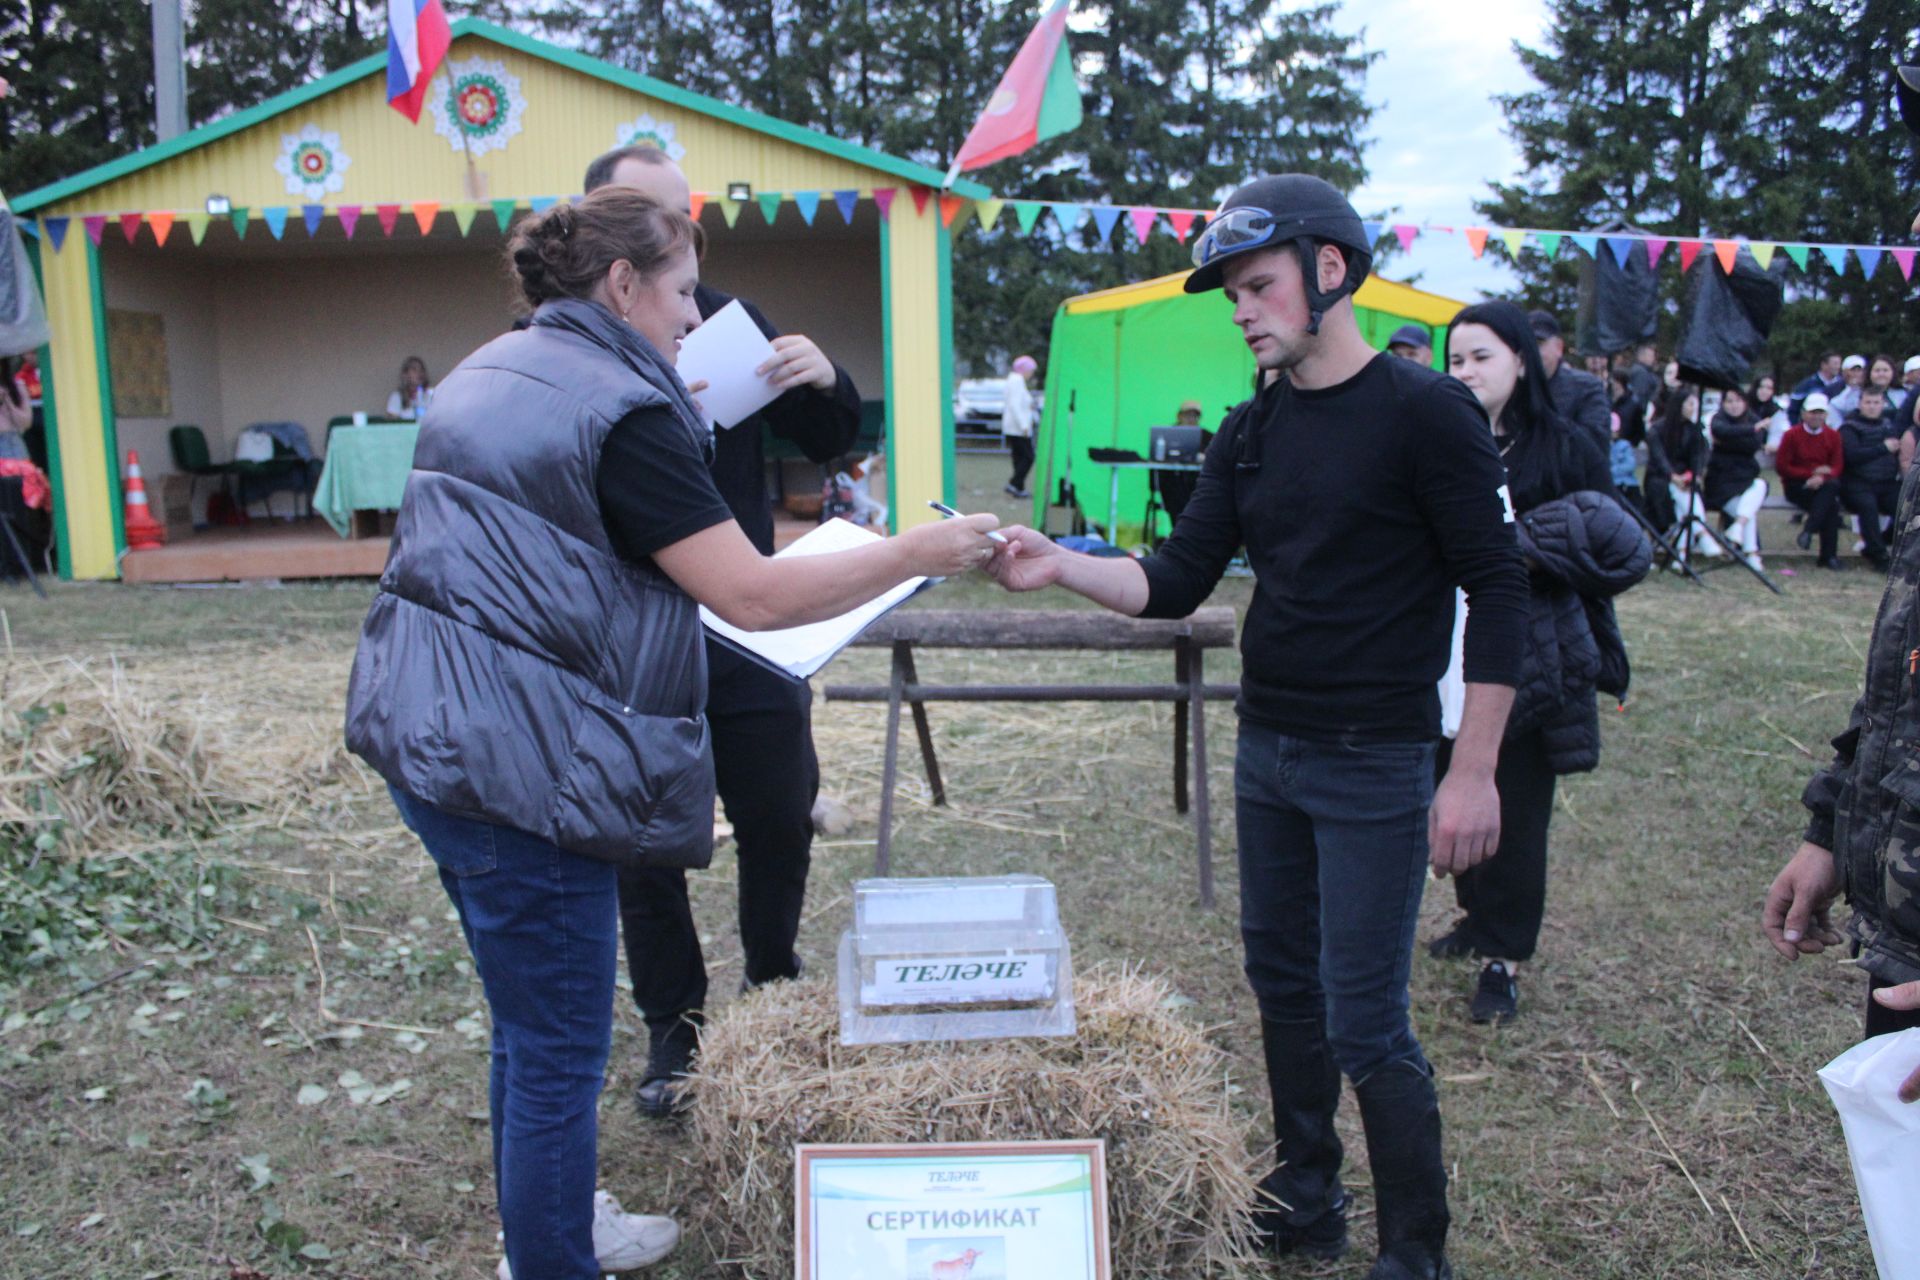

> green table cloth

[{"left": 313, "top": 423, "right": 420, "bottom": 537}]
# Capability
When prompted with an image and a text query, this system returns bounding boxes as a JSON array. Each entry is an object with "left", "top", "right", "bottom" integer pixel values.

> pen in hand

[{"left": 927, "top": 500, "right": 1010, "bottom": 543}]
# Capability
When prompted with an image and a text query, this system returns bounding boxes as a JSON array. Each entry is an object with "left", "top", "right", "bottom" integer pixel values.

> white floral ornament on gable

[
  {"left": 429, "top": 56, "right": 526, "bottom": 156},
  {"left": 614, "top": 113, "right": 686, "bottom": 162},
  {"left": 274, "top": 125, "right": 351, "bottom": 200}
]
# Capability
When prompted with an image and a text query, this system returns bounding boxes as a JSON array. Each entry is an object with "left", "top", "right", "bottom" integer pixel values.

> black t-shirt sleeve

[
  {"left": 1139, "top": 404, "right": 1247, "bottom": 618},
  {"left": 597, "top": 405, "right": 735, "bottom": 563},
  {"left": 1410, "top": 377, "right": 1528, "bottom": 687}
]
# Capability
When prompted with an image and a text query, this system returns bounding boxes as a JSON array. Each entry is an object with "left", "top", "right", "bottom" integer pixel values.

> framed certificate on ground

[{"left": 795, "top": 1140, "right": 1110, "bottom": 1280}]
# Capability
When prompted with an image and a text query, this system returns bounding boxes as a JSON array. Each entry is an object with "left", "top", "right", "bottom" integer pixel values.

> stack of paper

[{"left": 700, "top": 519, "right": 928, "bottom": 679}]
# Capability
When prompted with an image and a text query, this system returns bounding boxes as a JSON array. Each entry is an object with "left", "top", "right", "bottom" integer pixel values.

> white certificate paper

[
  {"left": 796, "top": 1142, "right": 1110, "bottom": 1280},
  {"left": 699, "top": 519, "right": 928, "bottom": 680},
  {"left": 675, "top": 298, "right": 781, "bottom": 428}
]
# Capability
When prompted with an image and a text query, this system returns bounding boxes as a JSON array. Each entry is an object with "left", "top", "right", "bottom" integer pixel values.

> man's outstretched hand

[{"left": 983, "top": 526, "right": 1067, "bottom": 592}]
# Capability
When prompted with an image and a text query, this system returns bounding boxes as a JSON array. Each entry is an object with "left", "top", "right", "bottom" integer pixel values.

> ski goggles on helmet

[{"left": 1191, "top": 207, "right": 1279, "bottom": 271}]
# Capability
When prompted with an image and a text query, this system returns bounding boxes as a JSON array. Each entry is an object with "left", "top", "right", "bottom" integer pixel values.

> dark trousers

[
  {"left": 1434, "top": 728, "right": 1557, "bottom": 963},
  {"left": 1008, "top": 435, "right": 1035, "bottom": 490},
  {"left": 617, "top": 639, "right": 817, "bottom": 1030},
  {"left": 1234, "top": 723, "right": 1436, "bottom": 1083},
  {"left": 1842, "top": 477, "right": 1901, "bottom": 559},
  {"left": 1867, "top": 975, "right": 1920, "bottom": 1037},
  {"left": 1784, "top": 478, "right": 1843, "bottom": 560}
]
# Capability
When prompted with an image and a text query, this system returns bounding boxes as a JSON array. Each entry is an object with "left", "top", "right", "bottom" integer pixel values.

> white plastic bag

[{"left": 1818, "top": 1027, "right": 1920, "bottom": 1280}]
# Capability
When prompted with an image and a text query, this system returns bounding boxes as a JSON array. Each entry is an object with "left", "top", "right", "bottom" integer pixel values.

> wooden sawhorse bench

[{"left": 821, "top": 607, "right": 1238, "bottom": 907}]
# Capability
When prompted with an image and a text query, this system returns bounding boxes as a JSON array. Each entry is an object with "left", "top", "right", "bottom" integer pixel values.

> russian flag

[{"left": 386, "top": 0, "right": 451, "bottom": 123}]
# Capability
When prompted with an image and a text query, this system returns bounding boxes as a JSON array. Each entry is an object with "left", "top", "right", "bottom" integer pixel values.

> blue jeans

[
  {"left": 390, "top": 786, "right": 617, "bottom": 1280},
  {"left": 1234, "top": 725, "right": 1435, "bottom": 1082}
]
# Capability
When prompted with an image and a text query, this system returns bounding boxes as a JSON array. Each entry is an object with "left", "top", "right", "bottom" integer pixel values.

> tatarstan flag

[{"left": 947, "top": 0, "right": 1082, "bottom": 179}]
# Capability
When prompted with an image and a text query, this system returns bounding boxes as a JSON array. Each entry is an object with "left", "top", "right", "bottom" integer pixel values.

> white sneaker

[{"left": 496, "top": 1190, "right": 680, "bottom": 1277}]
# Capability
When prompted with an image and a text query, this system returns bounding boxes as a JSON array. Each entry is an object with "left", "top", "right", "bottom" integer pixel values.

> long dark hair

[
  {"left": 1446, "top": 300, "right": 1576, "bottom": 511},
  {"left": 1656, "top": 386, "right": 1699, "bottom": 460}
]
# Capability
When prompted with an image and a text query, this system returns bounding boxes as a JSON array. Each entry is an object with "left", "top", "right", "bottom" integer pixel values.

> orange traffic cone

[{"left": 122, "top": 449, "right": 167, "bottom": 550}]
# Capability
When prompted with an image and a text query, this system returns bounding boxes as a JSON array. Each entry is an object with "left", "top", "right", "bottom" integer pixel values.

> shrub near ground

[{"left": 0, "top": 520, "right": 1890, "bottom": 1279}]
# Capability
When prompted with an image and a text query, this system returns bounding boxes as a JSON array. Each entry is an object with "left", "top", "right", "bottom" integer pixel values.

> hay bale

[
  {"left": 684, "top": 966, "right": 1264, "bottom": 1278},
  {"left": 0, "top": 653, "right": 364, "bottom": 849}
]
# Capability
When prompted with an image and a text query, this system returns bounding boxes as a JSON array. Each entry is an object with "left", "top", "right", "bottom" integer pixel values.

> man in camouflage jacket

[{"left": 1762, "top": 66, "right": 1920, "bottom": 1102}]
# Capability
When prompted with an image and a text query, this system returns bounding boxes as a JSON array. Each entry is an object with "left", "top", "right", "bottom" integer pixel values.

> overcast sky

[{"left": 1340, "top": 0, "right": 1550, "bottom": 303}]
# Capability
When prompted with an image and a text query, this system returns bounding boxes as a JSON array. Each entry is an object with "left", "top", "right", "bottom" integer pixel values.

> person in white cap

[
  {"left": 1775, "top": 392, "right": 1846, "bottom": 570},
  {"left": 1828, "top": 353, "right": 1870, "bottom": 418}
]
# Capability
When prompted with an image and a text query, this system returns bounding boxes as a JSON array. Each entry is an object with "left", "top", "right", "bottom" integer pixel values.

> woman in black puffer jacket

[{"left": 1437, "top": 301, "right": 1653, "bottom": 1025}]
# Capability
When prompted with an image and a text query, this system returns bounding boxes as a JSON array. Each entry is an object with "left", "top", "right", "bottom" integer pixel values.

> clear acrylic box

[{"left": 837, "top": 874, "right": 1076, "bottom": 1045}]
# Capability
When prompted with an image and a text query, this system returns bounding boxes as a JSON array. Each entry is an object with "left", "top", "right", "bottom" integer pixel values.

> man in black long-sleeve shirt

[
  {"left": 588, "top": 147, "right": 863, "bottom": 1119},
  {"left": 988, "top": 176, "right": 1526, "bottom": 1280}
]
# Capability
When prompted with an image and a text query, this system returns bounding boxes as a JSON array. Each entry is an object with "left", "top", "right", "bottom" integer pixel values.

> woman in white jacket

[{"left": 1003, "top": 355, "right": 1037, "bottom": 498}]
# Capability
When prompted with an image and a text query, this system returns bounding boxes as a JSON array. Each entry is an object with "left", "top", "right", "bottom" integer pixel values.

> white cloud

[{"left": 1336, "top": 0, "right": 1551, "bottom": 302}]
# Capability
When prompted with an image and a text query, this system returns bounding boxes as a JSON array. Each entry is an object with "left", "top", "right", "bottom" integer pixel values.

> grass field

[{"left": 0, "top": 491, "right": 1895, "bottom": 1279}]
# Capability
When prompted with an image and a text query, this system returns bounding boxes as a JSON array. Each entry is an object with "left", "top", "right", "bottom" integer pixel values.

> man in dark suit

[
  {"left": 586, "top": 145, "right": 863, "bottom": 1118},
  {"left": 1529, "top": 310, "right": 1610, "bottom": 451}
]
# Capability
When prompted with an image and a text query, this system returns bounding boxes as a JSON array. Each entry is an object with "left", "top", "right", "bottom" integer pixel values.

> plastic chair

[{"left": 168, "top": 424, "right": 238, "bottom": 511}]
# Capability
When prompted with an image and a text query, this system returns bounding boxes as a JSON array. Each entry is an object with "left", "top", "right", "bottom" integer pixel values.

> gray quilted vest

[{"left": 345, "top": 298, "right": 716, "bottom": 868}]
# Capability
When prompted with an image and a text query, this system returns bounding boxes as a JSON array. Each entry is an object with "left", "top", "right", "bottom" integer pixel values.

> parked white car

[{"left": 953, "top": 377, "right": 1006, "bottom": 423}]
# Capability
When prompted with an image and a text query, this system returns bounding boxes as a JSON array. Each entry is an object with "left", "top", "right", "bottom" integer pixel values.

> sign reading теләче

[{"left": 863, "top": 953, "right": 1055, "bottom": 1007}]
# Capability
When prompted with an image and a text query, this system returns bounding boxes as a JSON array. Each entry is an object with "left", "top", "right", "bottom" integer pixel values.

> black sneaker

[
  {"left": 1252, "top": 1177, "right": 1349, "bottom": 1260},
  {"left": 633, "top": 1014, "right": 701, "bottom": 1119},
  {"left": 1426, "top": 924, "right": 1476, "bottom": 960},
  {"left": 1818, "top": 556, "right": 1846, "bottom": 572},
  {"left": 1469, "top": 961, "right": 1518, "bottom": 1025},
  {"left": 1796, "top": 527, "right": 1813, "bottom": 551}
]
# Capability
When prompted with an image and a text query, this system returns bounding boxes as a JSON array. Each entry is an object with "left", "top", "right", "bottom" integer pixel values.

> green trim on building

[
  {"left": 936, "top": 219, "right": 956, "bottom": 507},
  {"left": 22, "top": 234, "right": 74, "bottom": 580},
  {"left": 85, "top": 238, "right": 126, "bottom": 555},
  {"left": 878, "top": 216, "right": 897, "bottom": 536},
  {"left": 12, "top": 19, "right": 990, "bottom": 215}
]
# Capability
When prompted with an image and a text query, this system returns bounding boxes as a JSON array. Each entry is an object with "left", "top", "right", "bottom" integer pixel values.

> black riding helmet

[{"left": 1185, "top": 174, "right": 1374, "bottom": 336}]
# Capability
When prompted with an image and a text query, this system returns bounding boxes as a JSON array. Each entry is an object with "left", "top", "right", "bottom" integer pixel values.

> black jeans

[
  {"left": 1785, "top": 478, "right": 1843, "bottom": 559},
  {"left": 1842, "top": 477, "right": 1901, "bottom": 559},
  {"left": 1434, "top": 728, "right": 1557, "bottom": 963},
  {"left": 617, "top": 639, "right": 816, "bottom": 1028},
  {"left": 1007, "top": 435, "right": 1035, "bottom": 490}
]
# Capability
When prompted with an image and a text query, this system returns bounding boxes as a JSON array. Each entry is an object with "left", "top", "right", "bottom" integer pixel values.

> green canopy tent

[{"left": 1032, "top": 269, "right": 1468, "bottom": 544}]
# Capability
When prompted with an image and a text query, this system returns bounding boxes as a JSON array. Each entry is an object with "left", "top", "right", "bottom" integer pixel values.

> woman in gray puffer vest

[
  {"left": 1436, "top": 301, "right": 1652, "bottom": 1027},
  {"left": 345, "top": 189, "right": 1000, "bottom": 1280}
]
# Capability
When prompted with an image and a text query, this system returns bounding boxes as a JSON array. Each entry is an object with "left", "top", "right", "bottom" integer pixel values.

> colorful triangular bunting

[
  {"left": 375, "top": 204, "right": 401, "bottom": 237},
  {"left": 43, "top": 216, "right": 69, "bottom": 252},
  {"left": 529, "top": 197, "right": 557, "bottom": 214},
  {"left": 757, "top": 192, "right": 782, "bottom": 225},
  {"left": 689, "top": 193, "right": 707, "bottom": 223},
  {"left": 873, "top": 189, "right": 897, "bottom": 221},
  {"left": 1894, "top": 248, "right": 1916, "bottom": 281},
  {"left": 229, "top": 208, "right": 250, "bottom": 240},
  {"left": 1536, "top": 232, "right": 1563, "bottom": 258},
  {"left": 452, "top": 204, "right": 477, "bottom": 236},
  {"left": 491, "top": 199, "right": 517, "bottom": 230},
  {"left": 1644, "top": 236, "right": 1668, "bottom": 268},
  {"left": 938, "top": 194, "right": 967, "bottom": 230},
  {"left": 1362, "top": 220, "right": 1384, "bottom": 247},
  {"left": 411, "top": 202, "right": 439, "bottom": 235},
  {"left": 302, "top": 204, "right": 325, "bottom": 237},
  {"left": 1392, "top": 224, "right": 1418, "bottom": 252},
  {"left": 83, "top": 215, "right": 108, "bottom": 246},
  {"left": 1052, "top": 204, "right": 1086, "bottom": 235},
  {"left": 1816, "top": 244, "right": 1848, "bottom": 273},
  {"left": 185, "top": 212, "right": 208, "bottom": 245},
  {"left": 1015, "top": 201, "right": 1045, "bottom": 234},
  {"left": 1604, "top": 235, "right": 1637, "bottom": 266},
  {"left": 1498, "top": 229, "right": 1526, "bottom": 258},
  {"left": 1751, "top": 242, "right": 1776, "bottom": 269},
  {"left": 262, "top": 207, "right": 288, "bottom": 240},
  {"left": 338, "top": 206, "right": 362, "bottom": 239},
  {"left": 1091, "top": 206, "right": 1123, "bottom": 243},
  {"left": 719, "top": 198, "right": 741, "bottom": 228},
  {"left": 1464, "top": 227, "right": 1489, "bottom": 259},
  {"left": 1856, "top": 247, "right": 1882, "bottom": 278},
  {"left": 1713, "top": 240, "right": 1738, "bottom": 273},
  {"left": 1782, "top": 244, "right": 1809, "bottom": 271},
  {"left": 1167, "top": 209, "right": 1196, "bottom": 243},
  {"left": 147, "top": 211, "right": 175, "bottom": 247},
  {"left": 909, "top": 187, "right": 931, "bottom": 217},
  {"left": 976, "top": 198, "right": 1005, "bottom": 231},
  {"left": 1568, "top": 233, "right": 1598, "bottom": 258},
  {"left": 794, "top": 191, "right": 820, "bottom": 226},
  {"left": 118, "top": 213, "right": 143, "bottom": 244},
  {"left": 1129, "top": 208, "right": 1155, "bottom": 245},
  {"left": 1677, "top": 239, "right": 1702, "bottom": 272}
]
